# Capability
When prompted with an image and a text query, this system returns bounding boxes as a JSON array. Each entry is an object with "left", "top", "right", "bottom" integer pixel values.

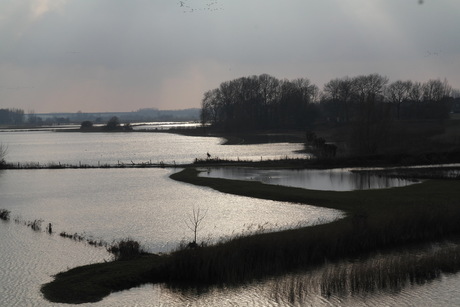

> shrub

[
  {"left": 80, "top": 121, "right": 93, "bottom": 130},
  {"left": 0, "top": 209, "right": 10, "bottom": 221},
  {"left": 105, "top": 116, "right": 120, "bottom": 130},
  {"left": 28, "top": 219, "right": 42, "bottom": 231},
  {"left": 108, "top": 239, "right": 143, "bottom": 261}
]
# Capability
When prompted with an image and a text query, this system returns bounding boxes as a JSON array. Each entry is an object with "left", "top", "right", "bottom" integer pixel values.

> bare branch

[{"left": 185, "top": 207, "right": 207, "bottom": 244}]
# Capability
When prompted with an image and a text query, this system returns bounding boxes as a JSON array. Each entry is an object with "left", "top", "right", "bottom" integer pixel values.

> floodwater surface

[
  {"left": 0, "top": 130, "right": 459, "bottom": 306},
  {"left": 199, "top": 167, "right": 419, "bottom": 191}
]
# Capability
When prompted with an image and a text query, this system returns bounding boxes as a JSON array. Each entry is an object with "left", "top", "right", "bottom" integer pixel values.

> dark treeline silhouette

[
  {"left": 201, "top": 74, "right": 320, "bottom": 130},
  {"left": 0, "top": 108, "right": 71, "bottom": 126},
  {"left": 0, "top": 108, "right": 25, "bottom": 125},
  {"left": 79, "top": 116, "right": 133, "bottom": 132},
  {"left": 200, "top": 73, "right": 458, "bottom": 132}
]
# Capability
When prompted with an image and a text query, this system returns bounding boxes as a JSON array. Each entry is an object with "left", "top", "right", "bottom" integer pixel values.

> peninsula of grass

[
  {"left": 41, "top": 168, "right": 460, "bottom": 304},
  {"left": 41, "top": 254, "right": 165, "bottom": 304}
]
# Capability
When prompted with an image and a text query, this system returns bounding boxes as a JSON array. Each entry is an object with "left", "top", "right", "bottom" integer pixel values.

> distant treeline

[
  {"left": 200, "top": 73, "right": 459, "bottom": 131},
  {"left": 0, "top": 108, "right": 70, "bottom": 126},
  {"left": 0, "top": 108, "right": 26, "bottom": 125},
  {"left": 0, "top": 108, "right": 200, "bottom": 126}
]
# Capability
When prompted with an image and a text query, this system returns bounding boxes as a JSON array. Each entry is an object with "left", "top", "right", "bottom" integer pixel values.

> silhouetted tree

[
  {"left": 322, "top": 76, "right": 354, "bottom": 122},
  {"left": 0, "top": 108, "right": 25, "bottom": 125},
  {"left": 105, "top": 116, "right": 120, "bottom": 130},
  {"left": 422, "top": 79, "right": 452, "bottom": 102},
  {"left": 80, "top": 120, "right": 93, "bottom": 129},
  {"left": 200, "top": 74, "right": 319, "bottom": 130},
  {"left": 201, "top": 73, "right": 459, "bottom": 134},
  {"left": 385, "top": 80, "right": 412, "bottom": 119}
]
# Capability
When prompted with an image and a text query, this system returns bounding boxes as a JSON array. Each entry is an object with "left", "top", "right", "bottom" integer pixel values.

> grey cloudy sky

[{"left": 1, "top": 0, "right": 459, "bottom": 112}]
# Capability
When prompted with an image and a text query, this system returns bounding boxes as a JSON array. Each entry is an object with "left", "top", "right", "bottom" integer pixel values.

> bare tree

[
  {"left": 422, "top": 79, "right": 452, "bottom": 102},
  {"left": 386, "top": 80, "right": 412, "bottom": 119},
  {"left": 323, "top": 76, "right": 355, "bottom": 122},
  {"left": 186, "top": 207, "right": 207, "bottom": 246}
]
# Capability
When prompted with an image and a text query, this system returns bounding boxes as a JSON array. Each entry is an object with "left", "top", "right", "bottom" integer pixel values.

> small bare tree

[{"left": 186, "top": 207, "right": 207, "bottom": 246}]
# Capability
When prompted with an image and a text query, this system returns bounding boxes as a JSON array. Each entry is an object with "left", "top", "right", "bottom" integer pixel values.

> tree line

[
  {"left": 0, "top": 108, "right": 70, "bottom": 126},
  {"left": 200, "top": 73, "right": 458, "bottom": 131},
  {"left": 0, "top": 109, "right": 25, "bottom": 125}
]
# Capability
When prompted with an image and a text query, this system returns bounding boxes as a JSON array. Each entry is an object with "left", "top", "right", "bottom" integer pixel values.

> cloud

[
  {"left": 1, "top": 0, "right": 459, "bottom": 112},
  {"left": 0, "top": 0, "right": 67, "bottom": 45}
]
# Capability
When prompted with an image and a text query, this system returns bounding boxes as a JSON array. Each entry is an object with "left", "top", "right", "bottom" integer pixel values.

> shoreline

[{"left": 2, "top": 149, "right": 460, "bottom": 172}]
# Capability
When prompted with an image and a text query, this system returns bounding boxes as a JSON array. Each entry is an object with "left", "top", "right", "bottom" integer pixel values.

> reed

[
  {"left": 27, "top": 219, "right": 43, "bottom": 231},
  {"left": 269, "top": 242, "right": 460, "bottom": 304}
]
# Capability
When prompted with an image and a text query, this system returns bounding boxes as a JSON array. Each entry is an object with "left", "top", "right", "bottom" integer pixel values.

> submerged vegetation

[
  {"left": 0, "top": 209, "right": 10, "bottom": 221},
  {"left": 270, "top": 242, "right": 460, "bottom": 304},
  {"left": 1, "top": 209, "right": 145, "bottom": 262},
  {"left": 39, "top": 168, "right": 460, "bottom": 304}
]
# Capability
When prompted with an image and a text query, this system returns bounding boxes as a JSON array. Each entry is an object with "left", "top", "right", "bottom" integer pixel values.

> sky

[{"left": 1, "top": 0, "right": 459, "bottom": 113}]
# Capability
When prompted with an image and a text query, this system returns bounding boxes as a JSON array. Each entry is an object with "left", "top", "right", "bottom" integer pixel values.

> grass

[
  {"left": 270, "top": 242, "right": 460, "bottom": 304},
  {"left": 163, "top": 169, "right": 460, "bottom": 285},
  {"left": 39, "top": 167, "right": 460, "bottom": 303},
  {"left": 41, "top": 254, "right": 165, "bottom": 304}
]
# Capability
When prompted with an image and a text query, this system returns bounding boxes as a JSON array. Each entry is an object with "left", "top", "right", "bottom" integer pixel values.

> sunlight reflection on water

[
  {"left": 199, "top": 167, "right": 419, "bottom": 191},
  {"left": 0, "top": 130, "right": 458, "bottom": 306}
]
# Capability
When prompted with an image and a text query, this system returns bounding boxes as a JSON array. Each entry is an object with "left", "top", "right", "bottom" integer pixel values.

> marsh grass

[
  {"left": 269, "top": 242, "right": 460, "bottom": 305},
  {"left": 10, "top": 214, "right": 46, "bottom": 232},
  {"left": 4, "top": 160, "right": 175, "bottom": 169},
  {"left": 1, "top": 209, "right": 133, "bottom": 254},
  {"left": 164, "top": 169, "right": 460, "bottom": 286},
  {"left": 59, "top": 231, "right": 107, "bottom": 248},
  {"left": 0, "top": 209, "right": 10, "bottom": 221},
  {"left": 354, "top": 166, "right": 460, "bottom": 180}
]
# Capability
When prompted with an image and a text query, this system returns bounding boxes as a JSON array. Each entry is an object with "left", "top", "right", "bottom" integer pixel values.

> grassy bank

[
  {"left": 41, "top": 254, "right": 165, "bottom": 304},
  {"left": 41, "top": 167, "right": 460, "bottom": 303},
  {"left": 164, "top": 169, "right": 460, "bottom": 284}
]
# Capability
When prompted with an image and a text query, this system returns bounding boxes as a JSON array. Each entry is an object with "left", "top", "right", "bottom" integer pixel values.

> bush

[
  {"left": 108, "top": 239, "right": 143, "bottom": 260},
  {"left": 0, "top": 209, "right": 10, "bottom": 221},
  {"left": 80, "top": 121, "right": 93, "bottom": 130},
  {"left": 105, "top": 116, "right": 120, "bottom": 130}
]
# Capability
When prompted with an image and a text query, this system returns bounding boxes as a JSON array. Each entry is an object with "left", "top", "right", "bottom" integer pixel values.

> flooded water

[
  {"left": 199, "top": 167, "right": 418, "bottom": 191},
  {"left": 0, "top": 129, "right": 459, "bottom": 306},
  {"left": 103, "top": 271, "right": 460, "bottom": 307},
  {"left": 0, "top": 168, "right": 341, "bottom": 254},
  {"left": 0, "top": 130, "right": 305, "bottom": 165}
]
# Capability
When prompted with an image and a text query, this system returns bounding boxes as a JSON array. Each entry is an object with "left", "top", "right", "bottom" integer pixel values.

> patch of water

[{"left": 199, "top": 167, "right": 419, "bottom": 191}]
